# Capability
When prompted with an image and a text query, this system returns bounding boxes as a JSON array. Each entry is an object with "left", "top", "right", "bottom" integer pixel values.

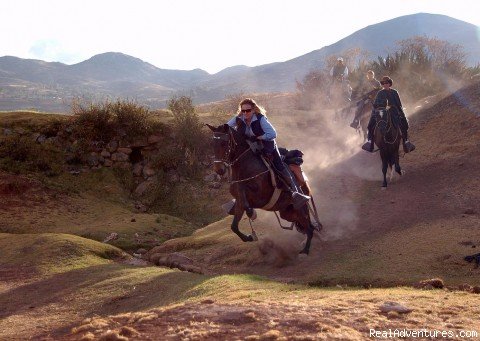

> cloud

[{"left": 28, "top": 40, "right": 82, "bottom": 64}]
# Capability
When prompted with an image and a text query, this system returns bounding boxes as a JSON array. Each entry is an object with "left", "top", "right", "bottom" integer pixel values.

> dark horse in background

[
  {"left": 373, "top": 106, "right": 404, "bottom": 188},
  {"left": 207, "top": 123, "right": 321, "bottom": 255}
]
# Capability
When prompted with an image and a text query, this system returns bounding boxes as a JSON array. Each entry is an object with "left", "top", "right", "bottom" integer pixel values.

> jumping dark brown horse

[
  {"left": 207, "top": 123, "right": 320, "bottom": 255},
  {"left": 373, "top": 106, "right": 403, "bottom": 188}
]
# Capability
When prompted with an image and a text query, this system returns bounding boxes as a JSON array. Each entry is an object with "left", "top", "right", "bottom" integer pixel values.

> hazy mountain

[{"left": 0, "top": 13, "right": 479, "bottom": 111}]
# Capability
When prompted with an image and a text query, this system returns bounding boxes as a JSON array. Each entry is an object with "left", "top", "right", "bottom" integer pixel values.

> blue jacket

[{"left": 227, "top": 113, "right": 277, "bottom": 153}]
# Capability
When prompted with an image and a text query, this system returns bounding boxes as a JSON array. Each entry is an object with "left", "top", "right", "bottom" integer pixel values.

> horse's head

[
  {"left": 374, "top": 108, "right": 389, "bottom": 134},
  {"left": 207, "top": 123, "right": 247, "bottom": 176}
]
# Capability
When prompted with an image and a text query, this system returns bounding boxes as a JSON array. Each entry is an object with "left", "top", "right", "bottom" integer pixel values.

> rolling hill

[{"left": 1, "top": 13, "right": 479, "bottom": 111}]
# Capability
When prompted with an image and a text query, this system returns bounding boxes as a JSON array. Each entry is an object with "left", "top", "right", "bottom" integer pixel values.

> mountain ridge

[{"left": 1, "top": 13, "right": 479, "bottom": 111}]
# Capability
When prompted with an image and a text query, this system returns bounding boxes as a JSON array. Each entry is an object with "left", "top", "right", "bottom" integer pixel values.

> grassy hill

[
  {"left": 146, "top": 81, "right": 480, "bottom": 288},
  {"left": 1, "top": 82, "right": 480, "bottom": 339}
]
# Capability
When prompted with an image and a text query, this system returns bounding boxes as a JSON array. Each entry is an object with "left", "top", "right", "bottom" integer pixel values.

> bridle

[
  {"left": 211, "top": 129, "right": 268, "bottom": 184},
  {"left": 374, "top": 107, "right": 399, "bottom": 145}
]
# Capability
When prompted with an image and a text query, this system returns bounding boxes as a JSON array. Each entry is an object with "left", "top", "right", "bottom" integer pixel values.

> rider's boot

[
  {"left": 279, "top": 167, "right": 310, "bottom": 209},
  {"left": 400, "top": 124, "right": 415, "bottom": 153},
  {"left": 361, "top": 116, "right": 375, "bottom": 152},
  {"left": 350, "top": 118, "right": 359, "bottom": 129}
]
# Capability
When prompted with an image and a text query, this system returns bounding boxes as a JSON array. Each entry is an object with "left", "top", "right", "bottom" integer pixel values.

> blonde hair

[{"left": 236, "top": 98, "right": 267, "bottom": 116}]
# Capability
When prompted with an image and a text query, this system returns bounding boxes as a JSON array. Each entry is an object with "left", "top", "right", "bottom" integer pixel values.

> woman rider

[{"left": 226, "top": 98, "right": 310, "bottom": 208}]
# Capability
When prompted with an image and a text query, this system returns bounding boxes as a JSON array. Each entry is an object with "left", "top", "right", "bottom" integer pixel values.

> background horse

[
  {"left": 373, "top": 106, "right": 403, "bottom": 188},
  {"left": 328, "top": 78, "right": 352, "bottom": 121},
  {"left": 207, "top": 123, "right": 319, "bottom": 255}
]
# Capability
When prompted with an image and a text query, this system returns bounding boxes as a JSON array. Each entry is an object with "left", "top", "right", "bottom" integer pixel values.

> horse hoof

[
  {"left": 299, "top": 250, "right": 309, "bottom": 256},
  {"left": 401, "top": 170, "right": 406, "bottom": 175}
]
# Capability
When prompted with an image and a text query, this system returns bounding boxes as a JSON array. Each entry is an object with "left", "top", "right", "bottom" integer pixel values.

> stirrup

[
  {"left": 292, "top": 192, "right": 310, "bottom": 209},
  {"left": 361, "top": 141, "right": 374, "bottom": 152},
  {"left": 403, "top": 141, "right": 416, "bottom": 153}
]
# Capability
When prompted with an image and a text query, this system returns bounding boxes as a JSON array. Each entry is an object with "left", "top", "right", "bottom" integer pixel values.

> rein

[
  {"left": 212, "top": 131, "right": 269, "bottom": 184},
  {"left": 374, "top": 107, "right": 399, "bottom": 145}
]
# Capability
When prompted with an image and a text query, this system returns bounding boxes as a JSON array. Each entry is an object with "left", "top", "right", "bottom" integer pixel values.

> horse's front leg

[
  {"left": 231, "top": 186, "right": 256, "bottom": 242},
  {"left": 381, "top": 157, "right": 388, "bottom": 188}
]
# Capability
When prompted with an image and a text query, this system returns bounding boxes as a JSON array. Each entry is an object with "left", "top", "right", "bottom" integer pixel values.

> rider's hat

[{"left": 380, "top": 76, "right": 393, "bottom": 85}]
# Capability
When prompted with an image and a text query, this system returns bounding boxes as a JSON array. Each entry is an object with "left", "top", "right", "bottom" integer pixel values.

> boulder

[
  {"left": 131, "top": 137, "right": 149, "bottom": 147},
  {"left": 113, "top": 161, "right": 131, "bottom": 170},
  {"left": 415, "top": 278, "right": 444, "bottom": 289},
  {"left": 148, "top": 135, "right": 162, "bottom": 144},
  {"left": 142, "top": 164, "right": 156, "bottom": 178},
  {"left": 117, "top": 147, "right": 132, "bottom": 155},
  {"left": 104, "top": 159, "right": 113, "bottom": 167},
  {"left": 209, "top": 182, "right": 221, "bottom": 189},
  {"left": 204, "top": 173, "right": 219, "bottom": 182},
  {"left": 111, "top": 152, "right": 129, "bottom": 162},
  {"left": 100, "top": 149, "right": 111, "bottom": 158},
  {"left": 106, "top": 140, "right": 118, "bottom": 153},
  {"left": 379, "top": 302, "right": 413, "bottom": 314},
  {"left": 133, "top": 163, "right": 143, "bottom": 177},
  {"left": 87, "top": 153, "right": 100, "bottom": 167},
  {"left": 134, "top": 180, "right": 155, "bottom": 197},
  {"left": 35, "top": 135, "right": 47, "bottom": 144}
]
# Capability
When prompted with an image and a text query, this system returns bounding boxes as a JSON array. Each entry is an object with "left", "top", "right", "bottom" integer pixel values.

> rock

[
  {"left": 168, "top": 252, "right": 194, "bottom": 266},
  {"left": 111, "top": 152, "right": 129, "bottom": 162},
  {"left": 204, "top": 173, "right": 219, "bottom": 182},
  {"left": 209, "top": 182, "right": 221, "bottom": 189},
  {"left": 136, "top": 248, "right": 148, "bottom": 255},
  {"left": 36, "top": 134, "right": 47, "bottom": 144},
  {"left": 415, "top": 278, "right": 444, "bottom": 289},
  {"left": 104, "top": 159, "right": 113, "bottom": 167},
  {"left": 379, "top": 301, "right": 413, "bottom": 314},
  {"left": 16, "top": 127, "right": 26, "bottom": 135},
  {"left": 142, "top": 164, "right": 156, "bottom": 178},
  {"left": 106, "top": 140, "right": 118, "bottom": 153},
  {"left": 134, "top": 201, "right": 148, "bottom": 212},
  {"left": 86, "top": 153, "right": 100, "bottom": 167},
  {"left": 133, "top": 163, "right": 143, "bottom": 177},
  {"left": 131, "top": 137, "right": 148, "bottom": 147},
  {"left": 148, "top": 135, "right": 162, "bottom": 144},
  {"left": 117, "top": 147, "right": 132, "bottom": 155},
  {"left": 113, "top": 161, "right": 131, "bottom": 169},
  {"left": 149, "top": 253, "right": 163, "bottom": 264},
  {"left": 167, "top": 170, "right": 180, "bottom": 182},
  {"left": 103, "top": 232, "right": 118, "bottom": 243},
  {"left": 464, "top": 208, "right": 476, "bottom": 215},
  {"left": 458, "top": 284, "right": 473, "bottom": 292},
  {"left": 101, "top": 149, "right": 111, "bottom": 158},
  {"left": 134, "top": 180, "right": 155, "bottom": 197},
  {"left": 472, "top": 286, "right": 480, "bottom": 294}
]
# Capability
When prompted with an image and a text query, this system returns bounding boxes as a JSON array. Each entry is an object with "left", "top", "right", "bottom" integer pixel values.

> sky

[{"left": 1, "top": 0, "right": 479, "bottom": 74}]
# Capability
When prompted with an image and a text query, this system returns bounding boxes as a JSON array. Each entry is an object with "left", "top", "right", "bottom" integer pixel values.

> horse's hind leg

[
  {"left": 394, "top": 152, "right": 402, "bottom": 175},
  {"left": 300, "top": 225, "right": 314, "bottom": 255}
]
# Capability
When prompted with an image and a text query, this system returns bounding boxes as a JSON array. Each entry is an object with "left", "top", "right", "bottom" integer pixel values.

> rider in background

[
  {"left": 329, "top": 57, "right": 350, "bottom": 101},
  {"left": 361, "top": 76, "right": 416, "bottom": 153},
  {"left": 330, "top": 57, "right": 349, "bottom": 82},
  {"left": 226, "top": 98, "right": 310, "bottom": 207},
  {"left": 350, "top": 70, "right": 381, "bottom": 128}
]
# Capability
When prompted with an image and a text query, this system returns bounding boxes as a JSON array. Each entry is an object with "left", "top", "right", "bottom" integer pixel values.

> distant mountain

[
  {"left": 1, "top": 13, "right": 479, "bottom": 111},
  {"left": 194, "top": 13, "right": 480, "bottom": 99}
]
